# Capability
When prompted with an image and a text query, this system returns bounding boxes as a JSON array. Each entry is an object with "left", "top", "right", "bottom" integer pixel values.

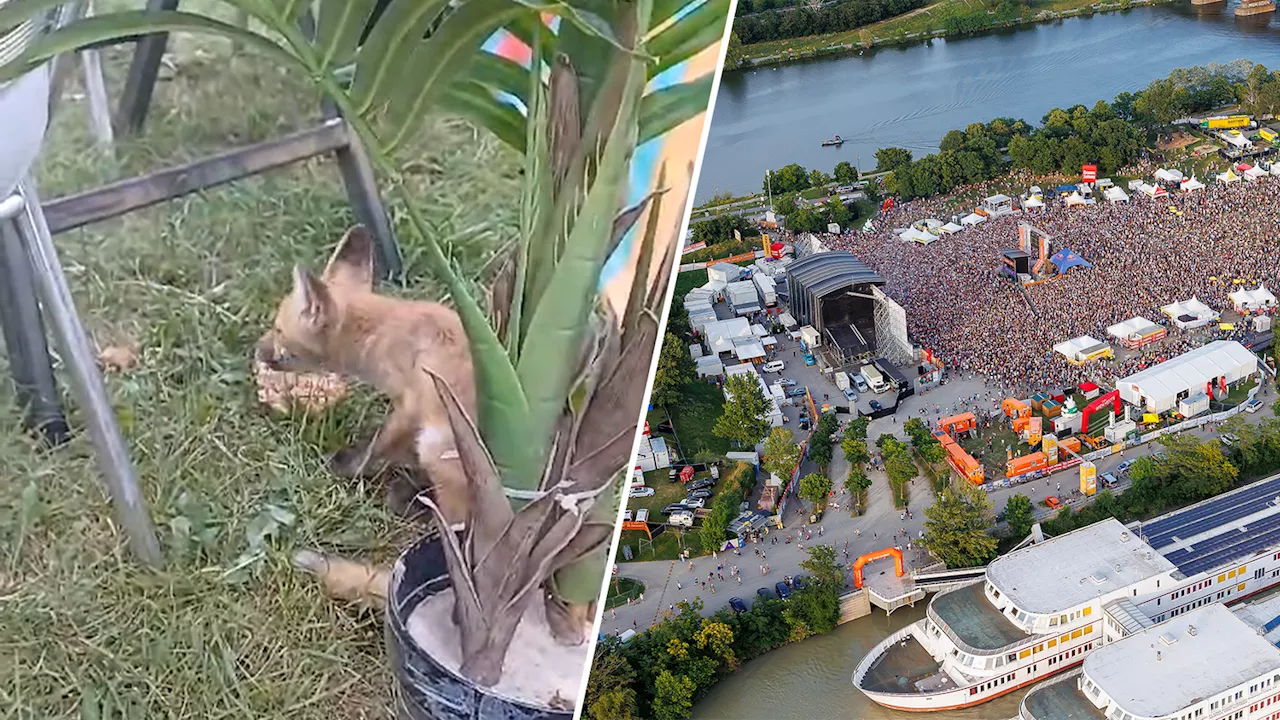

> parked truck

[
  {"left": 860, "top": 364, "right": 888, "bottom": 393},
  {"left": 834, "top": 371, "right": 851, "bottom": 391}
]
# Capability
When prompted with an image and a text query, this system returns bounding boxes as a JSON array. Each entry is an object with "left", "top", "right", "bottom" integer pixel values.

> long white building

[{"left": 853, "top": 472, "right": 1280, "bottom": 712}]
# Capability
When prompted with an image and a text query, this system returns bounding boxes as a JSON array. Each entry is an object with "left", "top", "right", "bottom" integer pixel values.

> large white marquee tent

[{"left": 1118, "top": 340, "right": 1259, "bottom": 413}]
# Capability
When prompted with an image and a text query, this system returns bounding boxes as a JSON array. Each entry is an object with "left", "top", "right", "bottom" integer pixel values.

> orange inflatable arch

[{"left": 853, "top": 547, "right": 905, "bottom": 588}]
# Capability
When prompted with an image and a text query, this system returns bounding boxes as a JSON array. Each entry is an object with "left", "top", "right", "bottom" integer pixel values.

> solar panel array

[
  {"left": 1163, "top": 512, "right": 1280, "bottom": 576},
  {"left": 1143, "top": 475, "right": 1280, "bottom": 550}
]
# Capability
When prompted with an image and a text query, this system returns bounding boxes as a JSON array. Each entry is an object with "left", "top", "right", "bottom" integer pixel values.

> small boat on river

[{"left": 821, "top": 135, "right": 844, "bottom": 147}]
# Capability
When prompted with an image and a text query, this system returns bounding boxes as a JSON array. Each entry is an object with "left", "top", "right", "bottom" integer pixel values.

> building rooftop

[
  {"left": 929, "top": 581, "right": 1029, "bottom": 651},
  {"left": 986, "top": 518, "right": 1175, "bottom": 614},
  {"left": 1084, "top": 603, "right": 1280, "bottom": 719},
  {"left": 1145, "top": 472, "right": 1280, "bottom": 576}
]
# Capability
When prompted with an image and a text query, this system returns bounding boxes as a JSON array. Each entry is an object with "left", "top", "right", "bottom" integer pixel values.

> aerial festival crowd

[{"left": 821, "top": 169, "right": 1280, "bottom": 396}]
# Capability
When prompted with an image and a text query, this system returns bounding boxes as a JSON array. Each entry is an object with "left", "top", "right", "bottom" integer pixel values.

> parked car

[
  {"left": 1153, "top": 451, "right": 1169, "bottom": 462},
  {"left": 682, "top": 497, "right": 706, "bottom": 509},
  {"left": 762, "top": 360, "right": 785, "bottom": 373},
  {"left": 1101, "top": 472, "right": 1119, "bottom": 489},
  {"left": 803, "top": 353, "right": 816, "bottom": 366},
  {"left": 628, "top": 486, "right": 655, "bottom": 498},
  {"left": 869, "top": 399, "right": 883, "bottom": 411},
  {"left": 668, "top": 510, "right": 695, "bottom": 527},
  {"left": 1246, "top": 398, "right": 1264, "bottom": 414},
  {"left": 661, "top": 503, "right": 688, "bottom": 515},
  {"left": 1045, "top": 496, "right": 1062, "bottom": 510},
  {"left": 1220, "top": 435, "right": 1236, "bottom": 447},
  {"left": 776, "top": 377, "right": 797, "bottom": 387},
  {"left": 688, "top": 478, "right": 715, "bottom": 491},
  {"left": 1116, "top": 460, "right": 1133, "bottom": 477},
  {"left": 791, "top": 575, "right": 807, "bottom": 591},
  {"left": 729, "top": 597, "right": 749, "bottom": 614},
  {"left": 786, "top": 386, "right": 808, "bottom": 398},
  {"left": 774, "top": 582, "right": 792, "bottom": 599},
  {"left": 623, "top": 510, "right": 633, "bottom": 521},
  {"left": 756, "top": 587, "right": 773, "bottom": 600},
  {"left": 686, "top": 489, "right": 712, "bottom": 500},
  {"left": 842, "top": 387, "right": 858, "bottom": 403},
  {"left": 852, "top": 374, "right": 870, "bottom": 393}
]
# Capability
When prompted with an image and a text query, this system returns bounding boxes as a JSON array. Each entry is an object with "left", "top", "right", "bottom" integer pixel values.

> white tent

[
  {"left": 1229, "top": 284, "right": 1278, "bottom": 313},
  {"left": 702, "top": 317, "right": 754, "bottom": 355},
  {"left": 1023, "top": 195, "right": 1045, "bottom": 209},
  {"left": 695, "top": 355, "right": 724, "bottom": 378},
  {"left": 900, "top": 227, "right": 936, "bottom": 245},
  {"left": 777, "top": 312, "right": 797, "bottom": 328},
  {"left": 1137, "top": 183, "right": 1167, "bottom": 198},
  {"left": 940, "top": 221, "right": 964, "bottom": 234},
  {"left": 1217, "top": 169, "right": 1241, "bottom": 184},
  {"left": 1244, "top": 166, "right": 1268, "bottom": 181},
  {"left": 1053, "top": 336, "right": 1111, "bottom": 364},
  {"left": 1160, "top": 298, "right": 1219, "bottom": 330},
  {"left": 1154, "top": 168, "right": 1184, "bottom": 184},
  {"left": 960, "top": 213, "right": 987, "bottom": 226},
  {"left": 1107, "top": 316, "right": 1166, "bottom": 348},
  {"left": 1064, "top": 192, "right": 1088, "bottom": 207},
  {"left": 1180, "top": 176, "right": 1205, "bottom": 192},
  {"left": 708, "top": 263, "right": 745, "bottom": 284},
  {"left": 1127, "top": 179, "right": 1144, "bottom": 191},
  {"left": 1118, "top": 340, "right": 1259, "bottom": 413},
  {"left": 1104, "top": 186, "right": 1130, "bottom": 203},
  {"left": 734, "top": 341, "right": 766, "bottom": 361},
  {"left": 1220, "top": 131, "right": 1251, "bottom": 150}
]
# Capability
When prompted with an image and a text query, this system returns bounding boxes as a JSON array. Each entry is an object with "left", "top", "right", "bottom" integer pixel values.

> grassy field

[
  {"left": 0, "top": 9, "right": 520, "bottom": 717},
  {"left": 960, "top": 425, "right": 1023, "bottom": 479},
  {"left": 737, "top": 0, "right": 1164, "bottom": 64},
  {"left": 604, "top": 577, "right": 646, "bottom": 609},
  {"left": 655, "top": 381, "right": 732, "bottom": 460},
  {"left": 674, "top": 268, "right": 710, "bottom": 298}
]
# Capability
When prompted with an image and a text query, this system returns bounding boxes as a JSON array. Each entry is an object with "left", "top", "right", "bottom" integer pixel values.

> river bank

[{"left": 734, "top": 0, "right": 1177, "bottom": 68}]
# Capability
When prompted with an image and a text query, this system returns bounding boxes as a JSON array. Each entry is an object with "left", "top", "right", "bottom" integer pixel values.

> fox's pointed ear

[
  {"left": 322, "top": 225, "right": 375, "bottom": 290},
  {"left": 293, "top": 265, "right": 332, "bottom": 325}
]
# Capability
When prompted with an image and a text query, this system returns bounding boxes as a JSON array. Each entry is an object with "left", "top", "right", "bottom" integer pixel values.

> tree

[
  {"left": 846, "top": 416, "right": 869, "bottom": 440},
  {"left": 763, "top": 427, "right": 802, "bottom": 480},
  {"left": 845, "top": 467, "right": 871, "bottom": 494},
  {"left": 833, "top": 160, "right": 858, "bottom": 184},
  {"left": 652, "top": 670, "right": 696, "bottom": 720},
  {"left": 920, "top": 482, "right": 999, "bottom": 568},
  {"left": 799, "top": 472, "right": 833, "bottom": 510},
  {"left": 903, "top": 417, "right": 933, "bottom": 446},
  {"left": 773, "top": 194, "right": 799, "bottom": 217},
  {"left": 652, "top": 333, "right": 694, "bottom": 408},
  {"left": 875, "top": 147, "right": 913, "bottom": 172},
  {"left": 766, "top": 163, "right": 811, "bottom": 193},
  {"left": 1003, "top": 493, "right": 1035, "bottom": 539},
  {"left": 714, "top": 374, "right": 771, "bottom": 448},
  {"left": 885, "top": 452, "right": 917, "bottom": 488},
  {"left": 824, "top": 196, "right": 852, "bottom": 230},
  {"left": 801, "top": 543, "right": 843, "bottom": 589},
  {"left": 842, "top": 431, "right": 870, "bottom": 466},
  {"left": 918, "top": 441, "right": 947, "bottom": 466},
  {"left": 808, "top": 413, "right": 839, "bottom": 469},
  {"left": 784, "top": 546, "right": 842, "bottom": 637},
  {"left": 584, "top": 647, "right": 639, "bottom": 720},
  {"left": 939, "top": 128, "right": 967, "bottom": 152},
  {"left": 808, "top": 168, "right": 831, "bottom": 188},
  {"left": 724, "top": 31, "right": 745, "bottom": 69},
  {"left": 1133, "top": 77, "right": 1189, "bottom": 127}
]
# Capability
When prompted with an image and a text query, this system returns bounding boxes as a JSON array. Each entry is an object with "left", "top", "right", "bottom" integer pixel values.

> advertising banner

[{"left": 1082, "top": 164, "right": 1098, "bottom": 183}]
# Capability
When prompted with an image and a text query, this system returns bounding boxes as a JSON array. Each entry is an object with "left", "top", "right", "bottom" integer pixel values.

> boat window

[{"left": 1049, "top": 617, "right": 1058, "bottom": 626}]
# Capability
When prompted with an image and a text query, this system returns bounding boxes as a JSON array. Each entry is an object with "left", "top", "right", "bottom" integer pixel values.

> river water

[
  {"left": 697, "top": 4, "right": 1280, "bottom": 202},
  {"left": 691, "top": 605, "right": 1024, "bottom": 719}
]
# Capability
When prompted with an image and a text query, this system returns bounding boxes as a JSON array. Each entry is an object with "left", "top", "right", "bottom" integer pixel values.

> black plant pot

[{"left": 385, "top": 534, "right": 575, "bottom": 720}]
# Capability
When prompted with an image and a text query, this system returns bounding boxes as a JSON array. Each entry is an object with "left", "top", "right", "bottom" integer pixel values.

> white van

[
  {"left": 762, "top": 360, "right": 785, "bottom": 373},
  {"left": 669, "top": 510, "right": 695, "bottom": 527}
]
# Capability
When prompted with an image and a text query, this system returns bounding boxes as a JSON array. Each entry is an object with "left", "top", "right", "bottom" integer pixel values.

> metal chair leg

[
  {"left": 13, "top": 177, "right": 162, "bottom": 567},
  {"left": 0, "top": 194, "right": 69, "bottom": 445},
  {"left": 323, "top": 100, "right": 401, "bottom": 282}
]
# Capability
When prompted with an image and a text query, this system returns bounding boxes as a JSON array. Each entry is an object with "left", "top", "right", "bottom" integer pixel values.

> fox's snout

[{"left": 254, "top": 334, "right": 290, "bottom": 370}]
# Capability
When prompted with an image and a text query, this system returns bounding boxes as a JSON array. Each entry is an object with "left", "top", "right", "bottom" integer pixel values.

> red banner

[
  {"left": 681, "top": 241, "right": 707, "bottom": 255},
  {"left": 1082, "top": 164, "right": 1098, "bottom": 183}
]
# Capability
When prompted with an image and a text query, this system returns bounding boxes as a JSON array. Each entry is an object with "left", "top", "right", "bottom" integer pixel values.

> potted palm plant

[{"left": 0, "top": 0, "right": 726, "bottom": 715}]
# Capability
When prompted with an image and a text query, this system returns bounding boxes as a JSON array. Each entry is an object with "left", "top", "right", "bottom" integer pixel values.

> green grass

[
  {"left": 674, "top": 268, "right": 710, "bottom": 298},
  {"left": 605, "top": 577, "right": 646, "bottom": 609},
  {"left": 959, "top": 426, "right": 1022, "bottom": 479},
  {"left": 799, "top": 187, "right": 830, "bottom": 200},
  {"left": 653, "top": 382, "right": 732, "bottom": 460},
  {"left": 617, "top": 527, "right": 701, "bottom": 562},
  {"left": 0, "top": 12, "right": 520, "bottom": 717}
]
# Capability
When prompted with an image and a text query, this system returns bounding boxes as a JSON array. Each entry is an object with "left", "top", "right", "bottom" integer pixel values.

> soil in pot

[{"left": 405, "top": 588, "right": 588, "bottom": 710}]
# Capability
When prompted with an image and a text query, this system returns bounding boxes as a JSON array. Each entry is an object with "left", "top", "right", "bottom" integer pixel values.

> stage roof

[{"left": 786, "top": 253, "right": 883, "bottom": 300}]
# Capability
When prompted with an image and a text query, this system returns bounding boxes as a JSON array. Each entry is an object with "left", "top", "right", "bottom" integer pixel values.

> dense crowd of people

[{"left": 822, "top": 170, "right": 1280, "bottom": 396}]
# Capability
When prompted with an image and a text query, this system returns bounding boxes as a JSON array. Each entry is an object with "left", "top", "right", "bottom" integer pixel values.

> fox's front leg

[{"left": 330, "top": 405, "right": 418, "bottom": 479}]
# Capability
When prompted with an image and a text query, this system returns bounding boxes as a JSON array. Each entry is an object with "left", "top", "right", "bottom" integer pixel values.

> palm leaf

[{"left": 639, "top": 74, "right": 713, "bottom": 145}]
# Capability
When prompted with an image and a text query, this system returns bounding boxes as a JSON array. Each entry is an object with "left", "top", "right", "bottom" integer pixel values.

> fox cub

[{"left": 255, "top": 226, "right": 475, "bottom": 525}]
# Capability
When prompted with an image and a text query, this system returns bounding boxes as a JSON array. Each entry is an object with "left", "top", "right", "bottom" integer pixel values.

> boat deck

[
  {"left": 860, "top": 634, "right": 950, "bottom": 694},
  {"left": 1021, "top": 676, "right": 1106, "bottom": 720},
  {"left": 930, "top": 581, "right": 1028, "bottom": 650}
]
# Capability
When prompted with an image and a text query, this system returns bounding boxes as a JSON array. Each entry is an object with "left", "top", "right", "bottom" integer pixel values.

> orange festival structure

[{"left": 853, "top": 547, "right": 905, "bottom": 588}]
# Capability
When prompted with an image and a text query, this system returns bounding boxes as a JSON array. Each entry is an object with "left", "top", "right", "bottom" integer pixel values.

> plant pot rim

[{"left": 385, "top": 533, "right": 575, "bottom": 718}]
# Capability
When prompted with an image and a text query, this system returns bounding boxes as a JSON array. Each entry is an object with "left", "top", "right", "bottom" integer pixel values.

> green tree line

[{"left": 733, "top": 0, "right": 929, "bottom": 45}]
